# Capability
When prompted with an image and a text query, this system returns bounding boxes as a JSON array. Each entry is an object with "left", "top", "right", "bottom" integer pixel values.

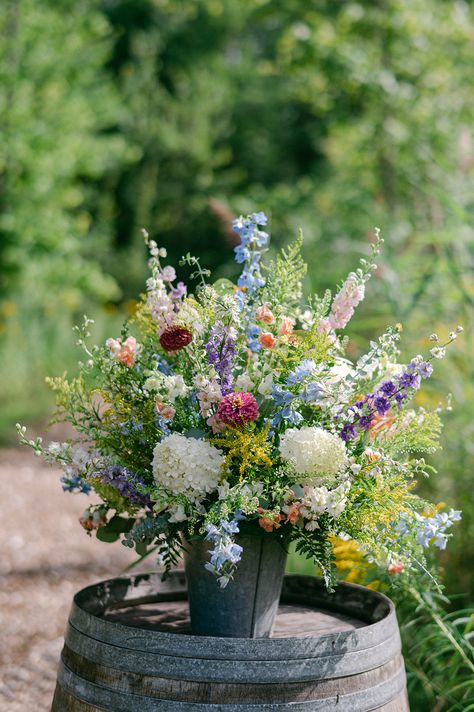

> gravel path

[{"left": 0, "top": 448, "right": 138, "bottom": 712}]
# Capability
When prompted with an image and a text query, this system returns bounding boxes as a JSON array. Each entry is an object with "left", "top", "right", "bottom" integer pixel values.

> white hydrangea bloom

[
  {"left": 279, "top": 426, "right": 348, "bottom": 485},
  {"left": 152, "top": 434, "right": 223, "bottom": 502}
]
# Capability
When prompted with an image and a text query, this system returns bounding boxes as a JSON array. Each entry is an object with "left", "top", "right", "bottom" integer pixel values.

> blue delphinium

[
  {"left": 61, "top": 469, "right": 91, "bottom": 495},
  {"left": 232, "top": 213, "right": 269, "bottom": 306},
  {"left": 397, "top": 509, "right": 461, "bottom": 550},
  {"left": 286, "top": 359, "right": 317, "bottom": 385},
  {"left": 204, "top": 519, "right": 243, "bottom": 588},
  {"left": 341, "top": 356, "right": 434, "bottom": 441}
]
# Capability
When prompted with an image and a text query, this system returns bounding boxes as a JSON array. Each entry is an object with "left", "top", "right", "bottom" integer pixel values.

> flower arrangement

[{"left": 18, "top": 212, "right": 462, "bottom": 589}]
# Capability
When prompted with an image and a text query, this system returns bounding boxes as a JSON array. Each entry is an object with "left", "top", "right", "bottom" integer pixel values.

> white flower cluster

[
  {"left": 152, "top": 433, "right": 223, "bottom": 502},
  {"left": 300, "top": 480, "right": 351, "bottom": 530},
  {"left": 279, "top": 426, "right": 348, "bottom": 485},
  {"left": 144, "top": 372, "right": 188, "bottom": 401}
]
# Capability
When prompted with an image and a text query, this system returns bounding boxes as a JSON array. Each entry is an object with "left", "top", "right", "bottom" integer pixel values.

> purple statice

[
  {"left": 99, "top": 465, "right": 151, "bottom": 507},
  {"left": 205, "top": 321, "right": 236, "bottom": 395},
  {"left": 232, "top": 212, "right": 269, "bottom": 305}
]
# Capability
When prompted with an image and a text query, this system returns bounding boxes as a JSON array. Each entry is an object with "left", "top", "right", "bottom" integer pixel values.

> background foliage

[{"left": 1, "top": 1, "right": 473, "bottom": 706}]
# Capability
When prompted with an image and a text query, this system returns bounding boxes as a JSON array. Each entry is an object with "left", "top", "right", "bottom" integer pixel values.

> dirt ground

[{"left": 0, "top": 448, "right": 140, "bottom": 712}]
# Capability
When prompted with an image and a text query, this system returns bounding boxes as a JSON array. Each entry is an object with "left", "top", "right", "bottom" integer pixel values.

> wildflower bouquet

[{"left": 18, "top": 212, "right": 461, "bottom": 590}]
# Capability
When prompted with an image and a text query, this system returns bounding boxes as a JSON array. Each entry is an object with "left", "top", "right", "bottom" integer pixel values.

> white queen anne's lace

[
  {"left": 279, "top": 426, "right": 348, "bottom": 485},
  {"left": 152, "top": 434, "right": 223, "bottom": 501}
]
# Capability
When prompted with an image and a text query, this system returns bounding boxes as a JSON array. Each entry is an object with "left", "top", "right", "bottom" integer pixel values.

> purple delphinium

[
  {"left": 99, "top": 465, "right": 151, "bottom": 507},
  {"left": 374, "top": 395, "right": 391, "bottom": 415},
  {"left": 341, "top": 356, "right": 435, "bottom": 441},
  {"left": 205, "top": 321, "right": 236, "bottom": 395}
]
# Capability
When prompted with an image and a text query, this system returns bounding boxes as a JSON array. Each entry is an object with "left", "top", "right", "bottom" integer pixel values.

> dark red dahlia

[
  {"left": 217, "top": 391, "right": 259, "bottom": 426},
  {"left": 159, "top": 326, "right": 192, "bottom": 353}
]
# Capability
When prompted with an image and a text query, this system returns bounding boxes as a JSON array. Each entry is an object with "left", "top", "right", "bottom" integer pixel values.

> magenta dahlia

[
  {"left": 160, "top": 326, "right": 192, "bottom": 353},
  {"left": 216, "top": 392, "right": 259, "bottom": 426}
]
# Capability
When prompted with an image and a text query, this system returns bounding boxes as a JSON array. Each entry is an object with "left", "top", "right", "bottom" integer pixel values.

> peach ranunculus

[
  {"left": 255, "top": 304, "right": 275, "bottom": 325},
  {"left": 259, "top": 332, "right": 277, "bottom": 349},
  {"left": 388, "top": 561, "right": 405, "bottom": 575},
  {"left": 279, "top": 316, "right": 295, "bottom": 335}
]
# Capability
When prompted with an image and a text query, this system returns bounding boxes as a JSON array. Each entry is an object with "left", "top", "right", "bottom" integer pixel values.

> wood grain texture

[{"left": 51, "top": 572, "right": 410, "bottom": 712}]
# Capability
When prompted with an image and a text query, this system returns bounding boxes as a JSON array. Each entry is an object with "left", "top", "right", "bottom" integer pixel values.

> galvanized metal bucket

[{"left": 184, "top": 532, "right": 288, "bottom": 637}]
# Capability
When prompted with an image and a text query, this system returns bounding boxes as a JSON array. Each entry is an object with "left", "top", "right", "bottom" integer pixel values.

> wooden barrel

[{"left": 51, "top": 572, "right": 409, "bottom": 711}]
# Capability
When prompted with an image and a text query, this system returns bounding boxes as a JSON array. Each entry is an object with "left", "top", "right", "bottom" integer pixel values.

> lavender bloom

[
  {"left": 205, "top": 321, "right": 236, "bottom": 395},
  {"left": 99, "top": 465, "right": 151, "bottom": 507},
  {"left": 359, "top": 415, "right": 373, "bottom": 429},
  {"left": 398, "top": 371, "right": 420, "bottom": 389}
]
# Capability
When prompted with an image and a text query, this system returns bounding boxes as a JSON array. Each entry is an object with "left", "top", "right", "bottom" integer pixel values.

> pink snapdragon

[{"left": 319, "top": 272, "right": 365, "bottom": 332}]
